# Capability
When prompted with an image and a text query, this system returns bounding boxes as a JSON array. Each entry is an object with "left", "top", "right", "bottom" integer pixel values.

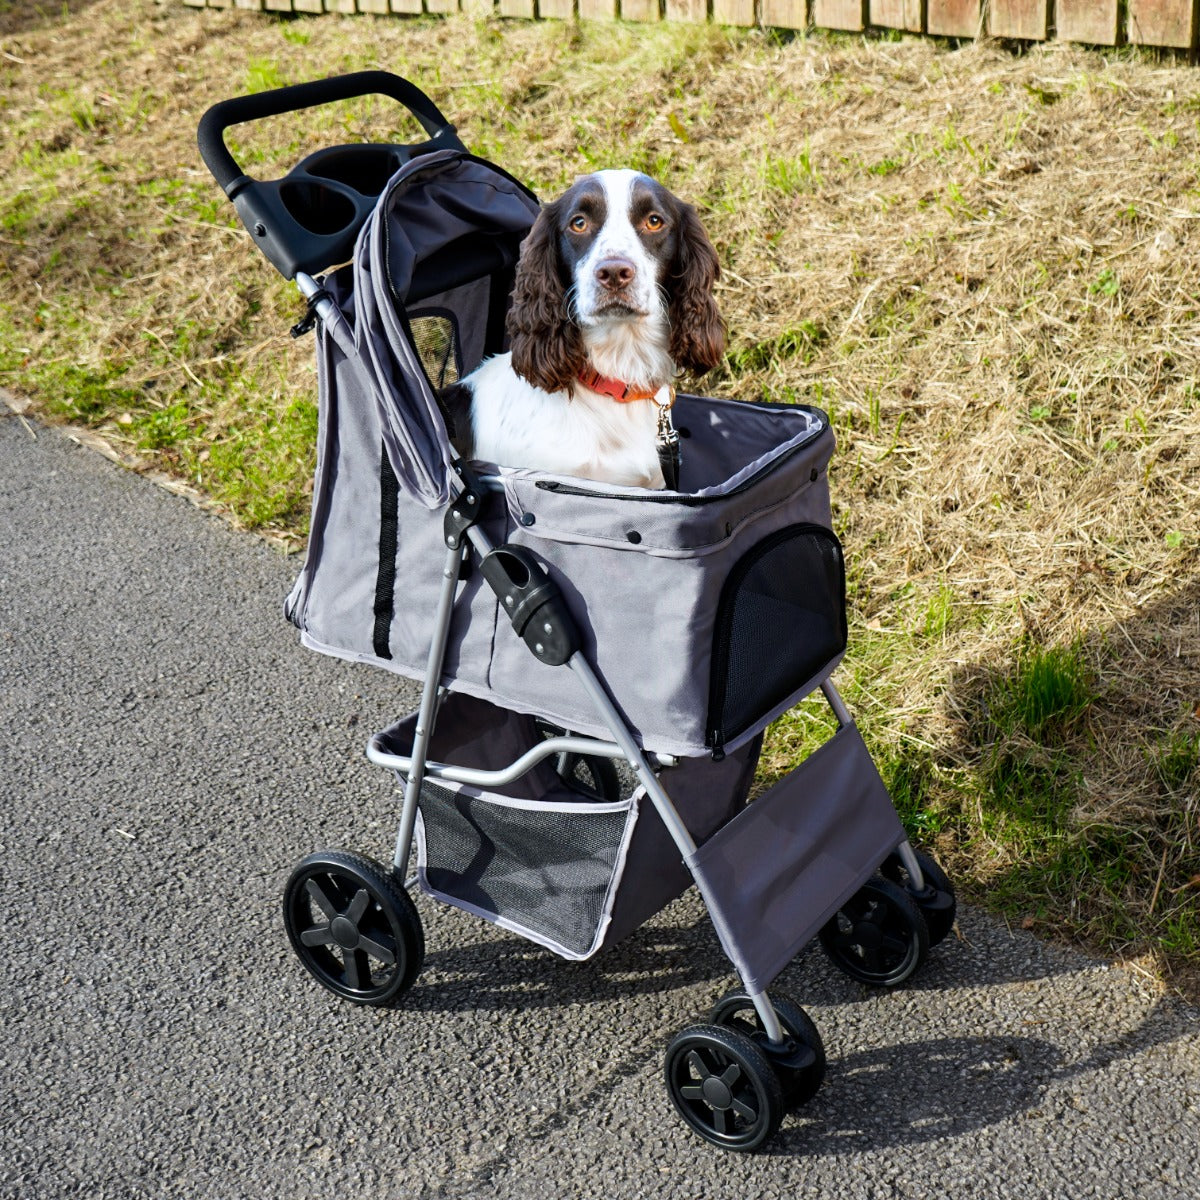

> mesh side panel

[
  {"left": 418, "top": 781, "right": 633, "bottom": 957},
  {"left": 409, "top": 314, "right": 459, "bottom": 388},
  {"left": 710, "top": 525, "right": 847, "bottom": 747}
]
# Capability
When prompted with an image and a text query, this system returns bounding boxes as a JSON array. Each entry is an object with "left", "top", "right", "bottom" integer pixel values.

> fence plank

[
  {"left": 713, "top": 0, "right": 755, "bottom": 24},
  {"left": 579, "top": 0, "right": 617, "bottom": 15},
  {"left": 1127, "top": 0, "right": 1196, "bottom": 46},
  {"left": 666, "top": 0, "right": 707, "bottom": 20},
  {"left": 813, "top": 0, "right": 865, "bottom": 29},
  {"left": 989, "top": 0, "right": 1046, "bottom": 39},
  {"left": 869, "top": 0, "right": 921, "bottom": 30},
  {"left": 538, "top": 0, "right": 574, "bottom": 15},
  {"left": 760, "top": 0, "right": 806, "bottom": 28},
  {"left": 621, "top": 0, "right": 661, "bottom": 18},
  {"left": 1054, "top": 0, "right": 1119, "bottom": 43},
  {"left": 499, "top": 0, "right": 535, "bottom": 14},
  {"left": 357, "top": 0, "right": 390, "bottom": 11},
  {"left": 927, "top": 0, "right": 980, "bottom": 36}
]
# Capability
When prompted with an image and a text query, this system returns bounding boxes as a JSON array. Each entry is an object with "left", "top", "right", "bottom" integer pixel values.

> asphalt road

[{"left": 2, "top": 401, "right": 1199, "bottom": 1200}]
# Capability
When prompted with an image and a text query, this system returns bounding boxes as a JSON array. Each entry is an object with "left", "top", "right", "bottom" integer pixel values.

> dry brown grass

[{"left": 1, "top": 0, "right": 1197, "bottom": 990}]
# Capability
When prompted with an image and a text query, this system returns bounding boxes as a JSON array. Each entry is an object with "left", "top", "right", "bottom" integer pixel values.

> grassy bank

[{"left": 2, "top": 0, "right": 1197, "bottom": 993}]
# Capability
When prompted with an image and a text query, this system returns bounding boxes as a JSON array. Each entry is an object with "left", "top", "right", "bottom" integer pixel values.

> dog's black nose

[{"left": 595, "top": 257, "right": 636, "bottom": 292}]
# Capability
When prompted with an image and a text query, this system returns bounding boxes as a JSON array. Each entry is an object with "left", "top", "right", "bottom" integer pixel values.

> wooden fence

[{"left": 179, "top": 0, "right": 1200, "bottom": 50}]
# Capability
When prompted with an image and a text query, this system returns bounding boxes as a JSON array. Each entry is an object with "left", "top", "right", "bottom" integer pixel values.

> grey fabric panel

[
  {"left": 687, "top": 722, "right": 906, "bottom": 993},
  {"left": 600, "top": 736, "right": 762, "bottom": 948}
]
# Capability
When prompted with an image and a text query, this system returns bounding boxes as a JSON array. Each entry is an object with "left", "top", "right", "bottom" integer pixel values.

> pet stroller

[{"left": 198, "top": 72, "right": 956, "bottom": 1152}]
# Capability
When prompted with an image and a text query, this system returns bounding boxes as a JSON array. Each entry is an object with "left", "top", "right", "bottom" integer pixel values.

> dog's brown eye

[
  {"left": 568, "top": 214, "right": 589, "bottom": 233},
  {"left": 644, "top": 212, "right": 665, "bottom": 232}
]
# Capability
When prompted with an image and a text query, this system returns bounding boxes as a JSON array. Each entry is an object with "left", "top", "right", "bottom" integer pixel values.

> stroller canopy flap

[{"left": 354, "top": 149, "right": 540, "bottom": 508}]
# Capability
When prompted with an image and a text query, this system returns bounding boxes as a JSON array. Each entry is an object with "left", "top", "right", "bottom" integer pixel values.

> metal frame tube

[
  {"left": 369, "top": 733, "right": 624, "bottom": 790},
  {"left": 567, "top": 654, "right": 788, "bottom": 1047},
  {"left": 391, "top": 540, "right": 464, "bottom": 877},
  {"left": 895, "top": 839, "right": 927, "bottom": 892}
]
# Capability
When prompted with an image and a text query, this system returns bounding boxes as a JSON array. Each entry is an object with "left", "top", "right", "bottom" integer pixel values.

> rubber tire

[
  {"left": 283, "top": 850, "right": 424, "bottom": 1006},
  {"left": 708, "top": 990, "right": 827, "bottom": 1107},
  {"left": 818, "top": 875, "right": 930, "bottom": 987},
  {"left": 665, "top": 1024, "right": 785, "bottom": 1152},
  {"left": 879, "top": 847, "right": 957, "bottom": 946}
]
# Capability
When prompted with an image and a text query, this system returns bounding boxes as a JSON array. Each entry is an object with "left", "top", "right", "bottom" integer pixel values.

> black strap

[
  {"left": 372, "top": 445, "right": 400, "bottom": 659},
  {"left": 656, "top": 406, "right": 681, "bottom": 492}
]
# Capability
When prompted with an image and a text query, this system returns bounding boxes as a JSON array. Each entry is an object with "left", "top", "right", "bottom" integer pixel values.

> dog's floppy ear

[
  {"left": 668, "top": 203, "right": 725, "bottom": 376},
  {"left": 506, "top": 201, "right": 586, "bottom": 394}
]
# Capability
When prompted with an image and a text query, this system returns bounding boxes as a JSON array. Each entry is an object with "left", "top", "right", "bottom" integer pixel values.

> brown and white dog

[{"left": 443, "top": 170, "right": 725, "bottom": 488}]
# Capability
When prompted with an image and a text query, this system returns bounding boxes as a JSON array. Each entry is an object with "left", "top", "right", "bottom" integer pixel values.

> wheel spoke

[
  {"left": 720, "top": 1062, "right": 743, "bottom": 1089},
  {"left": 731, "top": 1096, "right": 759, "bottom": 1124},
  {"left": 881, "top": 934, "right": 909, "bottom": 959},
  {"left": 357, "top": 933, "right": 396, "bottom": 965},
  {"left": 712, "top": 1107, "right": 729, "bottom": 1135},
  {"left": 347, "top": 888, "right": 371, "bottom": 924},
  {"left": 342, "top": 947, "right": 363, "bottom": 990},
  {"left": 299, "top": 924, "right": 334, "bottom": 947},
  {"left": 687, "top": 1050, "right": 713, "bottom": 1081},
  {"left": 680, "top": 1085, "right": 705, "bottom": 1102},
  {"left": 305, "top": 878, "right": 339, "bottom": 920}
]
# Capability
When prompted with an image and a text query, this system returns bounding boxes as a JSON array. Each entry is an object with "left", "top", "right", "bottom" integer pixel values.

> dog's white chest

[{"left": 466, "top": 353, "right": 664, "bottom": 489}]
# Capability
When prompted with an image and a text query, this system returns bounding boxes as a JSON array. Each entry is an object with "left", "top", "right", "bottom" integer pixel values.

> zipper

[{"left": 706, "top": 523, "right": 846, "bottom": 759}]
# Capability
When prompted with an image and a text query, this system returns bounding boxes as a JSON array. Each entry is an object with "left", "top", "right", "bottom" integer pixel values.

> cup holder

[
  {"left": 305, "top": 145, "right": 408, "bottom": 198},
  {"left": 278, "top": 179, "right": 360, "bottom": 237}
]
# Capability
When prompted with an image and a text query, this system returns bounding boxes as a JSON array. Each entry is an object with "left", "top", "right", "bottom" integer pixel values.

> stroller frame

[{"left": 200, "top": 75, "right": 956, "bottom": 1154}]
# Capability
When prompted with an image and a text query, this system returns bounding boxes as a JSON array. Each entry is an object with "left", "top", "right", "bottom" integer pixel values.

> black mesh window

[
  {"left": 708, "top": 524, "right": 847, "bottom": 752},
  {"left": 409, "top": 313, "right": 460, "bottom": 388}
]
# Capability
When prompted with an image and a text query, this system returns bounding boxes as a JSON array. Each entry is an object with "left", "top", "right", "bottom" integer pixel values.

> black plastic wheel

[
  {"left": 879, "top": 847, "right": 957, "bottom": 946},
  {"left": 708, "top": 990, "right": 826, "bottom": 1107},
  {"left": 283, "top": 850, "right": 424, "bottom": 1006},
  {"left": 664, "top": 1024, "right": 785, "bottom": 1152},
  {"left": 818, "top": 875, "right": 930, "bottom": 987}
]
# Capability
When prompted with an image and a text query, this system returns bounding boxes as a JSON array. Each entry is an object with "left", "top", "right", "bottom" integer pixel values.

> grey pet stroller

[{"left": 198, "top": 72, "right": 956, "bottom": 1152}]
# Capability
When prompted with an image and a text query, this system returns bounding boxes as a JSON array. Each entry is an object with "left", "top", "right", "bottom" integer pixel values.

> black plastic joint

[
  {"left": 443, "top": 468, "right": 486, "bottom": 550},
  {"left": 480, "top": 546, "right": 579, "bottom": 667}
]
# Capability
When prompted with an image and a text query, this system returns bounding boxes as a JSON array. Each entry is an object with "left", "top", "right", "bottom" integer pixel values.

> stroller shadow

[
  {"left": 776, "top": 996, "right": 1192, "bottom": 1158},
  {"left": 411, "top": 914, "right": 726, "bottom": 1013}
]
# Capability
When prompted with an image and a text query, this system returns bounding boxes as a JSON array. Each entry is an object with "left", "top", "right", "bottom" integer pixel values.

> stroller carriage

[{"left": 198, "top": 72, "right": 956, "bottom": 1152}]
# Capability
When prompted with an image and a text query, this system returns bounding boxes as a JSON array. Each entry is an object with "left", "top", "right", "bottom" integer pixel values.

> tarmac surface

[{"left": 2, "top": 401, "right": 1199, "bottom": 1199}]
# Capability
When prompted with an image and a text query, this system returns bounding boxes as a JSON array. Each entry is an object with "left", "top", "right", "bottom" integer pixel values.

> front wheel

[
  {"left": 665, "top": 1024, "right": 785, "bottom": 1152},
  {"left": 709, "top": 989, "right": 826, "bottom": 1106},
  {"left": 283, "top": 850, "right": 424, "bottom": 1006}
]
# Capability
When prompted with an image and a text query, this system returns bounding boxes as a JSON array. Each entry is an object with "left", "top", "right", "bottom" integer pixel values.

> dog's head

[{"left": 505, "top": 170, "right": 725, "bottom": 394}]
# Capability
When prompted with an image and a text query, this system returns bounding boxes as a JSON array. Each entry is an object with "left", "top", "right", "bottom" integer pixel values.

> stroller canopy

[{"left": 352, "top": 150, "right": 541, "bottom": 508}]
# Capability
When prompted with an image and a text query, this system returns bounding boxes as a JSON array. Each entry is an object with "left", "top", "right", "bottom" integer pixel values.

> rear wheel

[
  {"left": 819, "top": 875, "right": 929, "bottom": 987},
  {"left": 879, "top": 847, "right": 957, "bottom": 946},
  {"left": 283, "top": 850, "right": 424, "bottom": 1006}
]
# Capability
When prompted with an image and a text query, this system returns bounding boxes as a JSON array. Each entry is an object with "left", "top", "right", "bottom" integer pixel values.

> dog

[{"left": 442, "top": 170, "right": 725, "bottom": 488}]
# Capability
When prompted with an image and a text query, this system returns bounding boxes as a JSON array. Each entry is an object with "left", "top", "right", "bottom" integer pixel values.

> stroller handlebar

[
  {"left": 196, "top": 71, "right": 466, "bottom": 280},
  {"left": 197, "top": 70, "right": 458, "bottom": 195}
]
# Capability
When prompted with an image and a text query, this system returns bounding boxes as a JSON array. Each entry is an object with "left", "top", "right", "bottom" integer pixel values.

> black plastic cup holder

[
  {"left": 197, "top": 71, "right": 466, "bottom": 280},
  {"left": 305, "top": 145, "right": 409, "bottom": 197},
  {"left": 278, "top": 177, "right": 360, "bottom": 237}
]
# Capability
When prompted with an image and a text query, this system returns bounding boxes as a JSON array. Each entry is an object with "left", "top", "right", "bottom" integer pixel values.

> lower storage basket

[{"left": 375, "top": 694, "right": 761, "bottom": 960}]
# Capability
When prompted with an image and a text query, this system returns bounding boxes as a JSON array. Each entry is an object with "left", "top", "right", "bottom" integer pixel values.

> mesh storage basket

[{"left": 376, "top": 694, "right": 761, "bottom": 959}]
